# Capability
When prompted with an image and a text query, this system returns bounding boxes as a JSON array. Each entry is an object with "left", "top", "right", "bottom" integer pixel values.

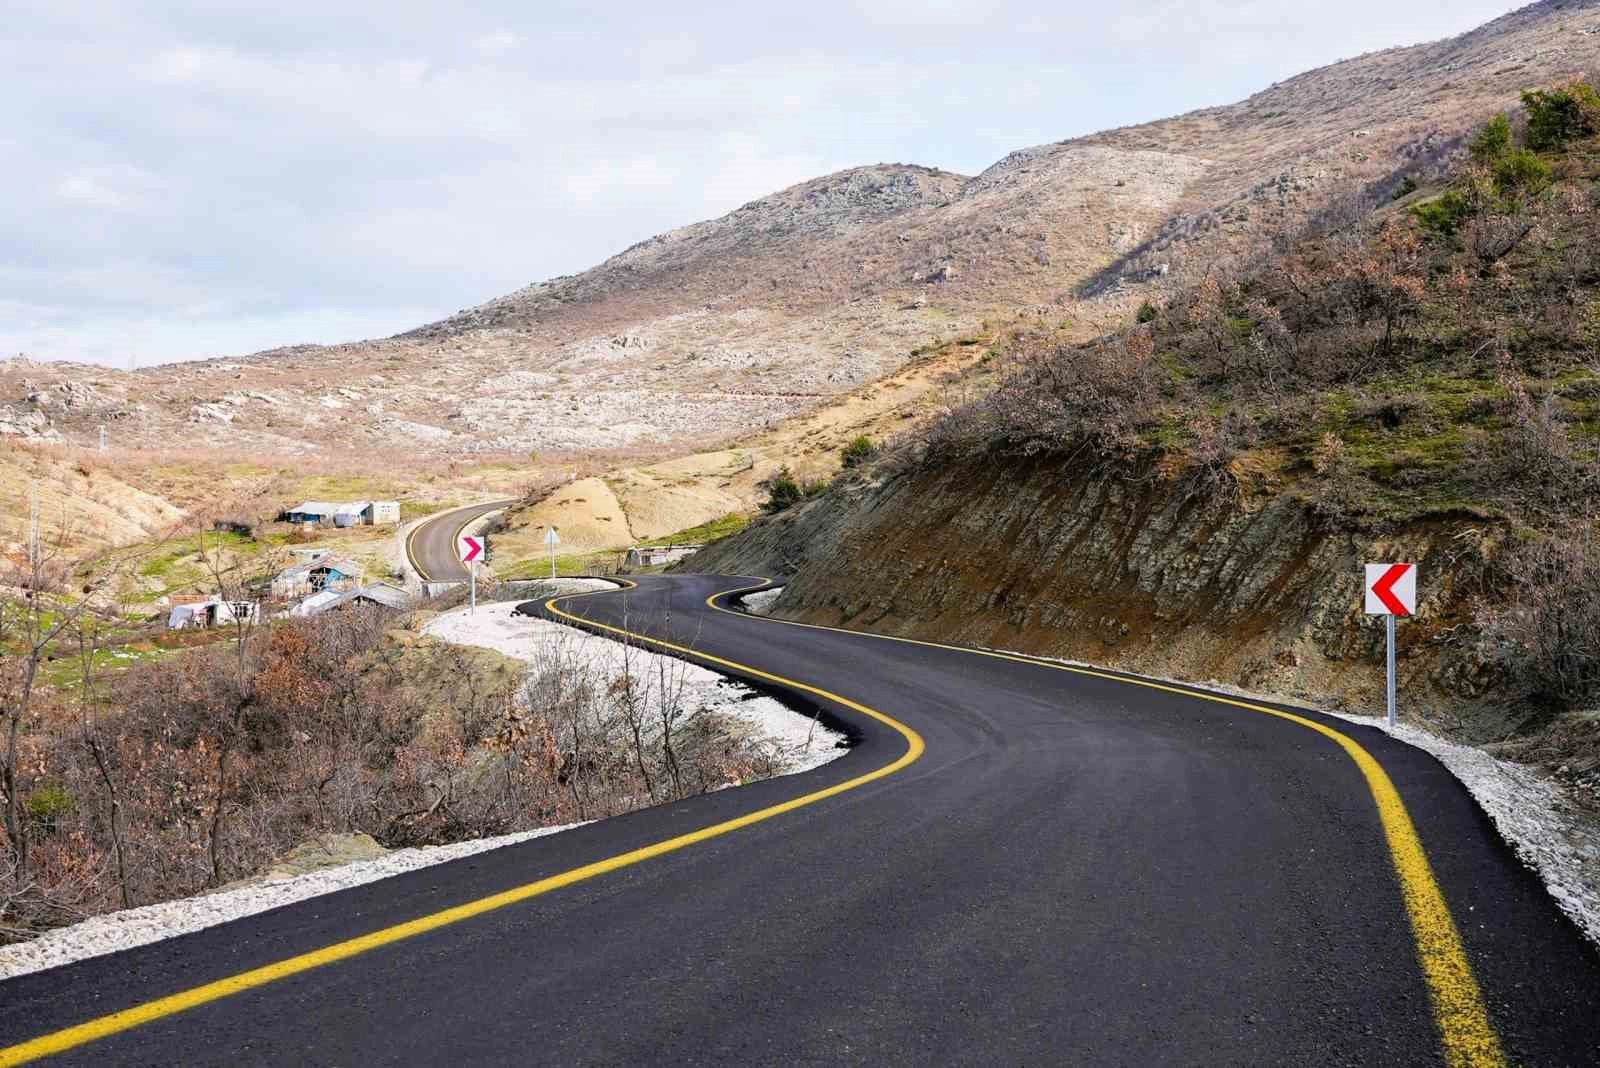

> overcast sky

[{"left": 5, "top": 1, "right": 1521, "bottom": 367}]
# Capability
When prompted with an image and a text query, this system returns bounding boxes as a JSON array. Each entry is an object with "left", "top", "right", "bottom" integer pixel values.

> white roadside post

[
  {"left": 1364, "top": 562, "right": 1417, "bottom": 728},
  {"left": 458, "top": 534, "right": 486, "bottom": 614},
  {"left": 545, "top": 527, "right": 560, "bottom": 579}
]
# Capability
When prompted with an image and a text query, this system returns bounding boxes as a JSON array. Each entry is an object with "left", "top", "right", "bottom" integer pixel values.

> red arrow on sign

[
  {"left": 1371, "top": 563, "right": 1412, "bottom": 616},
  {"left": 460, "top": 536, "right": 483, "bottom": 564}
]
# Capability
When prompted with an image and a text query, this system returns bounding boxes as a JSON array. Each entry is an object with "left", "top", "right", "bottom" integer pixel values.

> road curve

[
  {"left": 405, "top": 499, "right": 518, "bottom": 582},
  {"left": 1, "top": 574, "right": 1596, "bottom": 1066}
]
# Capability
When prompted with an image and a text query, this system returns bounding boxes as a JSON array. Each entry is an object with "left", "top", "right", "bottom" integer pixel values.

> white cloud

[
  {"left": 0, "top": 1, "right": 1525, "bottom": 366},
  {"left": 53, "top": 166, "right": 169, "bottom": 212}
]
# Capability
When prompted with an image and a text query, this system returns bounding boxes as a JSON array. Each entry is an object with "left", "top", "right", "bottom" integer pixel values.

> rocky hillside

[
  {"left": 9, "top": 0, "right": 1600, "bottom": 464},
  {"left": 694, "top": 86, "right": 1600, "bottom": 786}
]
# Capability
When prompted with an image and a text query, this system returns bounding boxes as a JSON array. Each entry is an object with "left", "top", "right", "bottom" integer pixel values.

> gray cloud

[{"left": 3, "top": 1, "right": 1519, "bottom": 365}]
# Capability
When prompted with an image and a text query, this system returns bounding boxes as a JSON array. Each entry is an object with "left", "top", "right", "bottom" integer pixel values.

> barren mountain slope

[{"left": 7, "top": 0, "right": 1600, "bottom": 467}]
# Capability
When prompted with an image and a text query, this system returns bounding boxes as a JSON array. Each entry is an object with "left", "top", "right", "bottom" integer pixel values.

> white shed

[{"left": 366, "top": 501, "right": 400, "bottom": 525}]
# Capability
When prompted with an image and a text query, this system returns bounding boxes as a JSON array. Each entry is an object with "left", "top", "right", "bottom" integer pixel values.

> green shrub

[
  {"left": 1469, "top": 113, "right": 1512, "bottom": 164},
  {"left": 1493, "top": 147, "right": 1553, "bottom": 199},
  {"left": 840, "top": 435, "right": 877, "bottom": 469},
  {"left": 1412, "top": 190, "right": 1473, "bottom": 236},
  {"left": 26, "top": 785, "right": 73, "bottom": 835},
  {"left": 758, "top": 466, "right": 819, "bottom": 513},
  {"left": 1522, "top": 83, "right": 1598, "bottom": 151},
  {"left": 1135, "top": 300, "right": 1159, "bottom": 323},
  {"left": 1390, "top": 176, "right": 1418, "bottom": 201}
]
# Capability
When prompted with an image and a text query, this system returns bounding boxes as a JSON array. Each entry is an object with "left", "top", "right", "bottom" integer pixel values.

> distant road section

[{"left": 405, "top": 500, "right": 517, "bottom": 582}]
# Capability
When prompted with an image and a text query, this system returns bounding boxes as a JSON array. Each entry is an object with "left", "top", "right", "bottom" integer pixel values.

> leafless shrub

[
  {"left": 921, "top": 328, "right": 1165, "bottom": 463},
  {"left": 1473, "top": 372, "right": 1593, "bottom": 513},
  {"left": 1465, "top": 213, "right": 1540, "bottom": 264},
  {"left": 1482, "top": 526, "right": 1600, "bottom": 709}
]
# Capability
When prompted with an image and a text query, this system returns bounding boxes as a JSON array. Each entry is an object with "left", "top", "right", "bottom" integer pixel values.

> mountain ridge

[{"left": 6, "top": 0, "right": 1600, "bottom": 471}]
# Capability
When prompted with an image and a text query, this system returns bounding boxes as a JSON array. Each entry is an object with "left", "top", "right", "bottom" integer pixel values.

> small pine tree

[
  {"left": 840, "top": 435, "right": 877, "bottom": 469},
  {"left": 1135, "top": 300, "right": 1159, "bottom": 323},
  {"left": 1469, "top": 113, "right": 1512, "bottom": 164},
  {"left": 1521, "top": 83, "right": 1598, "bottom": 151},
  {"left": 1492, "top": 147, "right": 1552, "bottom": 199},
  {"left": 758, "top": 466, "right": 805, "bottom": 513}
]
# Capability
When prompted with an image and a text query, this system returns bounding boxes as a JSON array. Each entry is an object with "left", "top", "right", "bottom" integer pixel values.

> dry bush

[
  {"left": 920, "top": 328, "right": 1165, "bottom": 463},
  {"left": 1471, "top": 373, "right": 1594, "bottom": 514},
  {"left": 1482, "top": 526, "right": 1600, "bottom": 710},
  {"left": 1, "top": 601, "right": 787, "bottom": 939}
]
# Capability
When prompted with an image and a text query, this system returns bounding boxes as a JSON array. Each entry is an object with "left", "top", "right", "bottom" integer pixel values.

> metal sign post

[
  {"left": 1385, "top": 614, "right": 1397, "bottom": 728},
  {"left": 1364, "top": 562, "right": 1417, "bottom": 728},
  {"left": 545, "top": 527, "right": 561, "bottom": 579},
  {"left": 458, "top": 535, "right": 486, "bottom": 614}
]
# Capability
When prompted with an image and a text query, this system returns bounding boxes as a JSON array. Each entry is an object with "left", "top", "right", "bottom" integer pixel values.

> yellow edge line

[
  {"left": 708, "top": 579, "right": 1504, "bottom": 1068},
  {"left": 0, "top": 579, "right": 923, "bottom": 1067},
  {"left": 406, "top": 501, "right": 514, "bottom": 583}
]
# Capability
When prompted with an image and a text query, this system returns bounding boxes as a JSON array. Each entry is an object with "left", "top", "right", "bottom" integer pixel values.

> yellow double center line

[
  {"left": 0, "top": 578, "right": 1501, "bottom": 1066},
  {"left": 708, "top": 579, "right": 1504, "bottom": 1068},
  {"left": 0, "top": 581, "right": 923, "bottom": 1067}
]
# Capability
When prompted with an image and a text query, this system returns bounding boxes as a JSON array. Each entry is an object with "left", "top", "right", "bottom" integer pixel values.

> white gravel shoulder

[
  {"left": 740, "top": 586, "right": 784, "bottom": 616},
  {"left": 1323, "top": 710, "right": 1600, "bottom": 948},
  {"left": 997, "top": 646, "right": 1600, "bottom": 948},
  {"left": 0, "top": 822, "right": 582, "bottom": 981},
  {"left": 423, "top": 600, "right": 846, "bottom": 776}
]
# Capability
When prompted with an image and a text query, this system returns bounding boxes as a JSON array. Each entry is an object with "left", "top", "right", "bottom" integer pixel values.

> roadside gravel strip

[
  {"left": 738, "top": 586, "right": 784, "bottom": 616},
  {"left": 0, "top": 824, "right": 583, "bottom": 982},
  {"left": 1325, "top": 711, "right": 1600, "bottom": 949},
  {"left": 423, "top": 598, "right": 848, "bottom": 775}
]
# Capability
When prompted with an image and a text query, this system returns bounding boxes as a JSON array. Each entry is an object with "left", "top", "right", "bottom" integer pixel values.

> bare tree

[
  {"left": 72, "top": 614, "right": 130, "bottom": 909},
  {"left": 0, "top": 509, "right": 92, "bottom": 901},
  {"left": 191, "top": 524, "right": 280, "bottom": 886}
]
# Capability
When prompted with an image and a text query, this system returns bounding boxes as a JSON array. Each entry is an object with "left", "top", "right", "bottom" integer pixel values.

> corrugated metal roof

[
  {"left": 275, "top": 555, "right": 360, "bottom": 580},
  {"left": 292, "top": 583, "right": 409, "bottom": 616}
]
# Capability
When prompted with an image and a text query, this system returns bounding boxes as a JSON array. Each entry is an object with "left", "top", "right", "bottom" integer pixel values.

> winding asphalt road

[
  {"left": 405, "top": 499, "right": 518, "bottom": 583},
  {"left": 1, "top": 574, "right": 1597, "bottom": 1065}
]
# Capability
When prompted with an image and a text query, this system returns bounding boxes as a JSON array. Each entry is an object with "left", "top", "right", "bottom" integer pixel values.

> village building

[
  {"left": 269, "top": 553, "right": 363, "bottom": 598},
  {"left": 289, "top": 582, "right": 410, "bottom": 617},
  {"left": 166, "top": 595, "right": 261, "bottom": 630},
  {"left": 280, "top": 500, "right": 400, "bottom": 527},
  {"left": 622, "top": 544, "right": 702, "bottom": 568}
]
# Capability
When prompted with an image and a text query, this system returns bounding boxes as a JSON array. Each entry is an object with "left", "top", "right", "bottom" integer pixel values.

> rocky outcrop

[{"left": 694, "top": 455, "right": 1512, "bottom": 739}]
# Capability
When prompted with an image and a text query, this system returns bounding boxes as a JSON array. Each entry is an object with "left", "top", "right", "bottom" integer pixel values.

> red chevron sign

[
  {"left": 458, "top": 535, "right": 484, "bottom": 564},
  {"left": 1364, "top": 562, "right": 1416, "bottom": 616}
]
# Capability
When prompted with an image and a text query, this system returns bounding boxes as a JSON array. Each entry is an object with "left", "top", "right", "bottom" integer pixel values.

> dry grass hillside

[
  {"left": 10, "top": 1, "right": 1600, "bottom": 475},
  {"left": 490, "top": 331, "right": 1008, "bottom": 561}
]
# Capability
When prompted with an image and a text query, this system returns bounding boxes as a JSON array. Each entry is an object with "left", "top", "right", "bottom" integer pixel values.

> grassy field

[{"left": 635, "top": 512, "right": 750, "bottom": 546}]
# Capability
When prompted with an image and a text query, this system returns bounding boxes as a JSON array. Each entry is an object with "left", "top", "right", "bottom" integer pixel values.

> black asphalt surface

[
  {"left": 2, "top": 574, "right": 1597, "bottom": 1065},
  {"left": 406, "top": 500, "right": 516, "bottom": 582}
]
